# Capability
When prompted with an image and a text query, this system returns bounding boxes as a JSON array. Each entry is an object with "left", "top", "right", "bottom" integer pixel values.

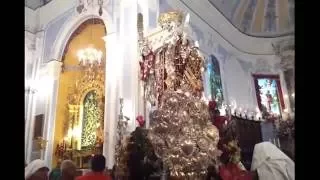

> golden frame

[{"left": 66, "top": 67, "right": 105, "bottom": 150}]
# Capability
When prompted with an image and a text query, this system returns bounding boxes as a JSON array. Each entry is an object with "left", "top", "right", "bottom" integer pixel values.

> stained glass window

[{"left": 207, "top": 55, "right": 224, "bottom": 108}]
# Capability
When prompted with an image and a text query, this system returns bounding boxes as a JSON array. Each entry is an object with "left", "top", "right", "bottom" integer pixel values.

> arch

[
  {"left": 51, "top": 10, "right": 115, "bottom": 62},
  {"left": 60, "top": 18, "right": 106, "bottom": 62}
]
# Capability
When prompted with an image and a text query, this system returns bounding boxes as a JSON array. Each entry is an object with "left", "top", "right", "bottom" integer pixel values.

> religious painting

[
  {"left": 253, "top": 74, "right": 285, "bottom": 115},
  {"left": 207, "top": 55, "right": 224, "bottom": 108},
  {"left": 81, "top": 90, "right": 100, "bottom": 148}
]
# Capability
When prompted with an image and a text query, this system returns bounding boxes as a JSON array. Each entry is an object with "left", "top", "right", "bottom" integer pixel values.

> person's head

[
  {"left": 61, "top": 160, "right": 76, "bottom": 178},
  {"left": 91, "top": 154, "right": 106, "bottom": 172},
  {"left": 25, "top": 159, "right": 49, "bottom": 180}
]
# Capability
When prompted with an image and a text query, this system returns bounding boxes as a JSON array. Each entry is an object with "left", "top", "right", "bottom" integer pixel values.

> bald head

[{"left": 61, "top": 160, "right": 76, "bottom": 177}]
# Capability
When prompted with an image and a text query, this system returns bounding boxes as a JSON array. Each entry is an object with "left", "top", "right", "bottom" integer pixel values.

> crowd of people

[
  {"left": 25, "top": 154, "right": 112, "bottom": 180},
  {"left": 25, "top": 142, "right": 294, "bottom": 180}
]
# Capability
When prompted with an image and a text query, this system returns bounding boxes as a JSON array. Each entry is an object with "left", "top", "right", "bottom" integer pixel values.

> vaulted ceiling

[
  {"left": 208, "top": 0, "right": 294, "bottom": 37},
  {"left": 25, "top": 0, "right": 52, "bottom": 10}
]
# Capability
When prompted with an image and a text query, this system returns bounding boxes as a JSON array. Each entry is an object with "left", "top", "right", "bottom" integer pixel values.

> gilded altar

[{"left": 58, "top": 64, "right": 105, "bottom": 168}]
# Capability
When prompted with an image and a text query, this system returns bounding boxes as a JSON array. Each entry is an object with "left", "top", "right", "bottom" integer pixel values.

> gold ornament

[
  {"left": 149, "top": 90, "right": 220, "bottom": 178},
  {"left": 158, "top": 11, "right": 183, "bottom": 28}
]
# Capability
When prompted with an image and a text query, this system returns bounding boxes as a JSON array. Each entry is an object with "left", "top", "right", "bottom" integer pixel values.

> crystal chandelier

[
  {"left": 77, "top": 16, "right": 103, "bottom": 66},
  {"left": 77, "top": 46, "right": 103, "bottom": 66}
]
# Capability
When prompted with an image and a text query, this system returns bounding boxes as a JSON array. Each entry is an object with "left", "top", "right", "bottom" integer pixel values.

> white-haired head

[
  {"left": 61, "top": 160, "right": 76, "bottom": 171},
  {"left": 60, "top": 160, "right": 76, "bottom": 177}
]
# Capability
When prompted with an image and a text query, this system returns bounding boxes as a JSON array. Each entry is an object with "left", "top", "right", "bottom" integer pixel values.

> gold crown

[{"left": 158, "top": 11, "right": 183, "bottom": 27}]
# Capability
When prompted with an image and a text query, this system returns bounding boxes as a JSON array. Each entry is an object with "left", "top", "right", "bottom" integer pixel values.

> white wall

[
  {"left": 25, "top": 7, "right": 38, "bottom": 33},
  {"left": 37, "top": 0, "right": 76, "bottom": 30}
]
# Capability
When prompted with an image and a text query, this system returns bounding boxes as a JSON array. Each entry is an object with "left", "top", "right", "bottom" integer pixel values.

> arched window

[
  {"left": 81, "top": 90, "right": 100, "bottom": 148},
  {"left": 207, "top": 55, "right": 224, "bottom": 108}
]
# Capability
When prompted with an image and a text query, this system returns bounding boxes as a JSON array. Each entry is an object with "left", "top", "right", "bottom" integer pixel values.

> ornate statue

[
  {"left": 138, "top": 11, "right": 219, "bottom": 179},
  {"left": 139, "top": 11, "right": 204, "bottom": 104}
]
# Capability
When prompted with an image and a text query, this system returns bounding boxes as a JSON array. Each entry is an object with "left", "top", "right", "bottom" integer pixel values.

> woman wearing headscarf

[
  {"left": 25, "top": 159, "right": 50, "bottom": 180},
  {"left": 251, "top": 142, "right": 294, "bottom": 180}
]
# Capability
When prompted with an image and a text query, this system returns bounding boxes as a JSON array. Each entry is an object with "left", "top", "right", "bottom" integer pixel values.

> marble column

[
  {"left": 25, "top": 32, "right": 44, "bottom": 163},
  {"left": 119, "top": 0, "right": 139, "bottom": 132},
  {"left": 102, "top": 32, "right": 120, "bottom": 169},
  {"left": 42, "top": 60, "right": 63, "bottom": 168}
]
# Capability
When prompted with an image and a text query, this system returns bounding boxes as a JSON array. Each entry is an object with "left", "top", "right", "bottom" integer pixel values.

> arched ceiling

[
  {"left": 208, "top": 0, "right": 294, "bottom": 37},
  {"left": 25, "top": 0, "right": 52, "bottom": 10}
]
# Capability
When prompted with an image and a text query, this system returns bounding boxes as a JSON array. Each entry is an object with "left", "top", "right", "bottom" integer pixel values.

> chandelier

[
  {"left": 77, "top": 46, "right": 103, "bottom": 66},
  {"left": 77, "top": 16, "right": 103, "bottom": 67}
]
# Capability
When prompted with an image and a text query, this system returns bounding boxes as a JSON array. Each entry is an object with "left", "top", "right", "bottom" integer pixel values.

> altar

[{"left": 54, "top": 52, "right": 106, "bottom": 168}]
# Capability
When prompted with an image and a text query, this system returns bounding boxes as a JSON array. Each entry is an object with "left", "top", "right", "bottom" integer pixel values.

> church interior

[{"left": 25, "top": 0, "right": 294, "bottom": 179}]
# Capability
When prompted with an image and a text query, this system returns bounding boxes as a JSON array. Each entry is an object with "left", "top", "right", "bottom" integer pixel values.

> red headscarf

[
  {"left": 214, "top": 116, "right": 228, "bottom": 131},
  {"left": 136, "top": 115, "right": 145, "bottom": 127},
  {"left": 209, "top": 100, "right": 217, "bottom": 111},
  {"left": 219, "top": 163, "right": 253, "bottom": 180}
]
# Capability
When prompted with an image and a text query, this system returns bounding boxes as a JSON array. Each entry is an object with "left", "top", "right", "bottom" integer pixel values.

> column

[
  {"left": 42, "top": 60, "right": 63, "bottom": 168},
  {"left": 25, "top": 32, "right": 44, "bottom": 163},
  {"left": 119, "top": 0, "right": 139, "bottom": 132},
  {"left": 102, "top": 32, "right": 120, "bottom": 169}
]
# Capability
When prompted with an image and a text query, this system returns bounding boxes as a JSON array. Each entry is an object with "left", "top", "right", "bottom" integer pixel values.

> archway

[{"left": 52, "top": 18, "right": 106, "bottom": 167}]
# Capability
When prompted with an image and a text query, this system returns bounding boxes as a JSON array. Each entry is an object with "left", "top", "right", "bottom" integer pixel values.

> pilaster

[
  {"left": 42, "top": 60, "right": 63, "bottom": 168},
  {"left": 25, "top": 31, "right": 44, "bottom": 163}
]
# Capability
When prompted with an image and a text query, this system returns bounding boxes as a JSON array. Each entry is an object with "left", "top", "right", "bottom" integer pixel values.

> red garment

[
  {"left": 76, "top": 172, "right": 112, "bottom": 180},
  {"left": 219, "top": 163, "right": 253, "bottom": 180},
  {"left": 213, "top": 116, "right": 228, "bottom": 131}
]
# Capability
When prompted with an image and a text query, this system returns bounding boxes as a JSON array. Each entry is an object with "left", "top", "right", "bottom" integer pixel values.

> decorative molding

[
  {"left": 46, "top": 61, "right": 63, "bottom": 79},
  {"left": 25, "top": 88, "right": 37, "bottom": 94},
  {"left": 254, "top": 59, "right": 272, "bottom": 73},
  {"left": 241, "top": 0, "right": 257, "bottom": 33},
  {"left": 61, "top": 65, "right": 83, "bottom": 72},
  {"left": 264, "top": 0, "right": 277, "bottom": 32},
  {"left": 272, "top": 38, "right": 294, "bottom": 70},
  {"left": 237, "top": 58, "right": 253, "bottom": 73},
  {"left": 76, "top": 0, "right": 105, "bottom": 15}
]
